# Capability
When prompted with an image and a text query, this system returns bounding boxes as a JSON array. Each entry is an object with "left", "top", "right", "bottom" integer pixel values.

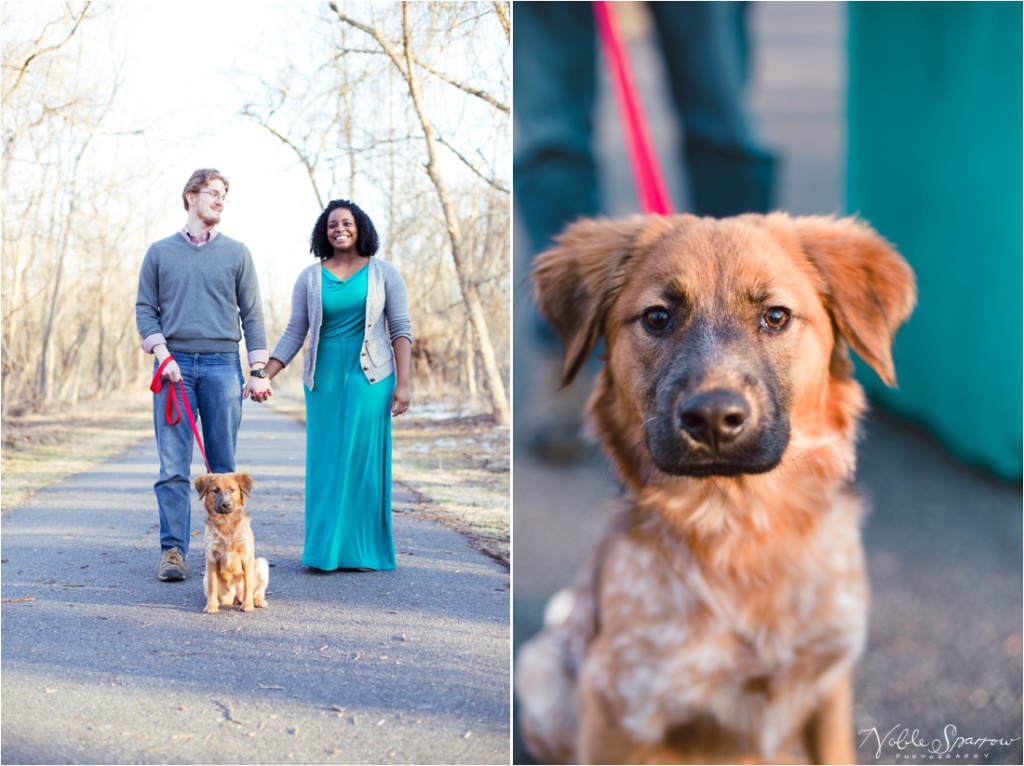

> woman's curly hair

[{"left": 309, "top": 199, "right": 380, "bottom": 259}]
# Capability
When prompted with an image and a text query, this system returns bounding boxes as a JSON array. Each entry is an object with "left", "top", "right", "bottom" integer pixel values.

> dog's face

[
  {"left": 605, "top": 220, "right": 821, "bottom": 477},
  {"left": 194, "top": 473, "right": 253, "bottom": 516},
  {"left": 533, "top": 213, "right": 916, "bottom": 487}
]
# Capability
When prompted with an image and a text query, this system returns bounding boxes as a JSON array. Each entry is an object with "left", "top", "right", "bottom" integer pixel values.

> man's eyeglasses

[{"left": 195, "top": 190, "right": 228, "bottom": 202}]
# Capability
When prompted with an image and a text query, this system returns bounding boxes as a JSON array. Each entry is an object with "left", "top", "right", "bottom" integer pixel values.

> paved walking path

[{"left": 1, "top": 403, "right": 510, "bottom": 765}]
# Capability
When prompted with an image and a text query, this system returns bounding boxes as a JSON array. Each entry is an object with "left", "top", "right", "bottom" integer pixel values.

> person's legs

[
  {"left": 513, "top": 1, "right": 601, "bottom": 255},
  {"left": 152, "top": 354, "right": 197, "bottom": 558},
  {"left": 194, "top": 352, "right": 244, "bottom": 475},
  {"left": 514, "top": 3, "right": 606, "bottom": 463},
  {"left": 649, "top": 1, "right": 775, "bottom": 216}
]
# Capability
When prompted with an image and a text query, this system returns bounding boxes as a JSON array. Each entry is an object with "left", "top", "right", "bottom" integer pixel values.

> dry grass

[{"left": 393, "top": 414, "right": 510, "bottom": 567}]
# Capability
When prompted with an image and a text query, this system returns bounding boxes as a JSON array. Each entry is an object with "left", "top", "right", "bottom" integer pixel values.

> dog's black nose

[{"left": 678, "top": 389, "right": 750, "bottom": 450}]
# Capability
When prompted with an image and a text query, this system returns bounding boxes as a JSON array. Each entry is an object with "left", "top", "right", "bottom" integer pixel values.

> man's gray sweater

[{"left": 135, "top": 233, "right": 267, "bottom": 355}]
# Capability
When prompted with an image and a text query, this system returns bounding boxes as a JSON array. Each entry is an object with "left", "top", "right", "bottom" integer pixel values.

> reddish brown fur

[
  {"left": 516, "top": 213, "right": 915, "bottom": 764},
  {"left": 194, "top": 473, "right": 269, "bottom": 614}
]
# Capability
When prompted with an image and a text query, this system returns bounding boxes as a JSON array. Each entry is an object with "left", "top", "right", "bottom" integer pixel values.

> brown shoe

[{"left": 157, "top": 547, "right": 190, "bottom": 582}]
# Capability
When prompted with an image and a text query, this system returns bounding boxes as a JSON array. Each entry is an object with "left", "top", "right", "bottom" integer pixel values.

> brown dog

[
  {"left": 194, "top": 473, "right": 269, "bottom": 614},
  {"left": 515, "top": 213, "right": 916, "bottom": 764}
]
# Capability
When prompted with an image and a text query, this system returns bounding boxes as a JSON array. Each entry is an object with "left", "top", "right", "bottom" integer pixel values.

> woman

[{"left": 263, "top": 199, "right": 412, "bottom": 571}]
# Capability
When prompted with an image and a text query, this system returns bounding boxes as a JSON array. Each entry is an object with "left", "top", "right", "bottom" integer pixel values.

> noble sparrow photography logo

[{"left": 858, "top": 723, "right": 1021, "bottom": 760}]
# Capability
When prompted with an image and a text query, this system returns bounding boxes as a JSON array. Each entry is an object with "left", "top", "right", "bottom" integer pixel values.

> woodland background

[{"left": 1, "top": 1, "right": 511, "bottom": 425}]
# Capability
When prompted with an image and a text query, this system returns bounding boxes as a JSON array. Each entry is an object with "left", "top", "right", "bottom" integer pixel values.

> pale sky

[{"left": 108, "top": 1, "right": 326, "bottom": 308}]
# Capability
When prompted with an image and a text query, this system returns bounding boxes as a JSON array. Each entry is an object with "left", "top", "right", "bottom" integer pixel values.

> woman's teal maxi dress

[{"left": 302, "top": 265, "right": 396, "bottom": 571}]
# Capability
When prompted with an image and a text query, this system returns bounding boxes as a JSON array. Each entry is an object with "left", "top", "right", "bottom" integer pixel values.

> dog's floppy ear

[
  {"left": 194, "top": 474, "right": 212, "bottom": 499},
  {"left": 234, "top": 473, "right": 253, "bottom": 499},
  {"left": 531, "top": 215, "right": 687, "bottom": 385},
  {"left": 792, "top": 215, "right": 917, "bottom": 387}
]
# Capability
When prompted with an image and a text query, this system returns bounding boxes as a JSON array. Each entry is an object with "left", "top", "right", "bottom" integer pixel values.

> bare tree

[
  {"left": 331, "top": 1, "right": 509, "bottom": 424},
  {"left": 2, "top": 3, "right": 152, "bottom": 415},
  {"left": 238, "top": 2, "right": 509, "bottom": 420}
]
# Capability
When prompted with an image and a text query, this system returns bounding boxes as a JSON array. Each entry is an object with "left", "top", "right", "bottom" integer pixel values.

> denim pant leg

[
  {"left": 649, "top": 1, "right": 775, "bottom": 216},
  {"left": 153, "top": 355, "right": 198, "bottom": 555},
  {"left": 194, "top": 353, "right": 244, "bottom": 475},
  {"left": 513, "top": 1, "right": 601, "bottom": 256}
]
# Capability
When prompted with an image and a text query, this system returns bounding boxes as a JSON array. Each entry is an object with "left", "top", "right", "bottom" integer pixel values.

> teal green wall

[{"left": 847, "top": 1, "right": 1023, "bottom": 481}]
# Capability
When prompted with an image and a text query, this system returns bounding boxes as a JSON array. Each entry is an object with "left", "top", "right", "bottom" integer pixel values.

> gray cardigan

[{"left": 270, "top": 258, "right": 413, "bottom": 390}]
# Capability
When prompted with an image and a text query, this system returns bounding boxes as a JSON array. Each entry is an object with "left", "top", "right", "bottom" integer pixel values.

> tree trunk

[
  {"left": 37, "top": 133, "right": 92, "bottom": 408},
  {"left": 396, "top": 3, "right": 508, "bottom": 424},
  {"left": 331, "top": 2, "right": 510, "bottom": 425}
]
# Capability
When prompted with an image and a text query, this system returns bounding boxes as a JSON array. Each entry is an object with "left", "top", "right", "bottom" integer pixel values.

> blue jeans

[{"left": 152, "top": 352, "right": 243, "bottom": 555}]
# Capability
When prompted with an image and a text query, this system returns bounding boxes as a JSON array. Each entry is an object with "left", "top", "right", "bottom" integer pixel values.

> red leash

[
  {"left": 150, "top": 356, "right": 211, "bottom": 473},
  {"left": 593, "top": 1, "right": 674, "bottom": 215}
]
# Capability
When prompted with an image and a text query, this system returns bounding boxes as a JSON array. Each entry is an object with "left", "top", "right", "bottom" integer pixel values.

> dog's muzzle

[{"left": 646, "top": 381, "right": 790, "bottom": 478}]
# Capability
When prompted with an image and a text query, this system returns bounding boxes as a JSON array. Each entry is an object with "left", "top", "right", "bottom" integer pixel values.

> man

[{"left": 135, "top": 168, "right": 272, "bottom": 582}]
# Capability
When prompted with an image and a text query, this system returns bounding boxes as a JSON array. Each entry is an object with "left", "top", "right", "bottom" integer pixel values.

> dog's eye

[
  {"left": 643, "top": 307, "right": 671, "bottom": 332},
  {"left": 762, "top": 307, "right": 791, "bottom": 330}
]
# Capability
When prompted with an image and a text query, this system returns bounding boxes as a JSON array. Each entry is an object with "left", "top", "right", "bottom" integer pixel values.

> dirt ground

[{"left": 1, "top": 392, "right": 511, "bottom": 569}]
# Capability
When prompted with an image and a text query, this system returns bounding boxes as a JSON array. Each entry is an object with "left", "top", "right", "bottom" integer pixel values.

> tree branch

[
  {"left": 2, "top": 2, "right": 93, "bottom": 107},
  {"left": 331, "top": 1, "right": 507, "bottom": 115},
  {"left": 492, "top": 1, "right": 510, "bottom": 42},
  {"left": 240, "top": 107, "right": 325, "bottom": 208},
  {"left": 413, "top": 57, "right": 508, "bottom": 114},
  {"left": 329, "top": 3, "right": 409, "bottom": 79},
  {"left": 435, "top": 134, "right": 508, "bottom": 194}
]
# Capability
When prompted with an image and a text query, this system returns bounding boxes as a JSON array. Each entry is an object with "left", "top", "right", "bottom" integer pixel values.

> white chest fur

[{"left": 584, "top": 504, "right": 868, "bottom": 758}]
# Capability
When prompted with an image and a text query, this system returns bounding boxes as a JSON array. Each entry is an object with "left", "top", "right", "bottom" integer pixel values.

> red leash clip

[{"left": 150, "top": 356, "right": 211, "bottom": 473}]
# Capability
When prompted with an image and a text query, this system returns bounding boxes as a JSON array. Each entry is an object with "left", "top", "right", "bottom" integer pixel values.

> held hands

[
  {"left": 243, "top": 375, "right": 273, "bottom": 403},
  {"left": 246, "top": 359, "right": 282, "bottom": 404},
  {"left": 391, "top": 384, "right": 411, "bottom": 417}
]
